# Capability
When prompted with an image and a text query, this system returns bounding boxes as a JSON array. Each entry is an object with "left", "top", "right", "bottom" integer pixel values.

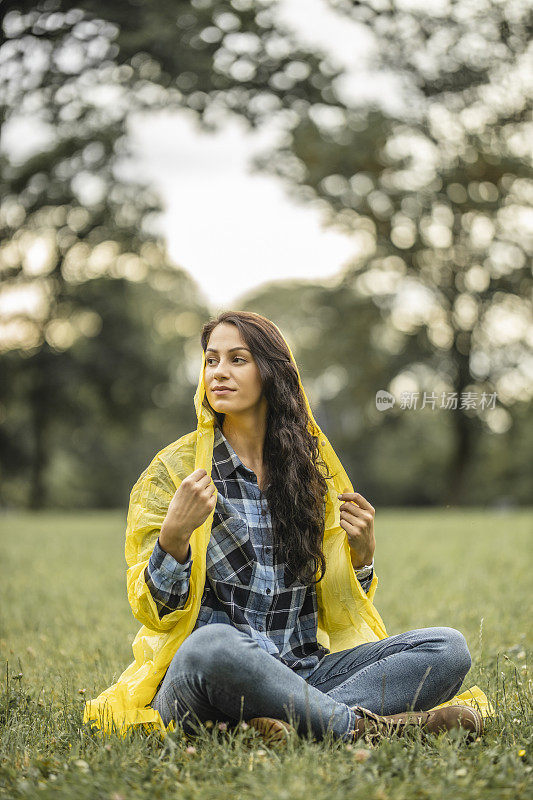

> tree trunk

[
  {"left": 28, "top": 350, "right": 49, "bottom": 509},
  {"left": 445, "top": 407, "right": 477, "bottom": 505},
  {"left": 445, "top": 337, "right": 479, "bottom": 505}
]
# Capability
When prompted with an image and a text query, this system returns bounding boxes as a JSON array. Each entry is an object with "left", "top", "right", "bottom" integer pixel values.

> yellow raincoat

[{"left": 84, "top": 330, "right": 492, "bottom": 737}]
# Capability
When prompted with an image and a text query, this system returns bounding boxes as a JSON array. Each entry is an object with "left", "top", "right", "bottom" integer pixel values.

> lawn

[{"left": 1, "top": 508, "right": 531, "bottom": 799}]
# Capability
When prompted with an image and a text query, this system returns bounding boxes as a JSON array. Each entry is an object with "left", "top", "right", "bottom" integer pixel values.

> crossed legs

[{"left": 150, "top": 623, "right": 472, "bottom": 742}]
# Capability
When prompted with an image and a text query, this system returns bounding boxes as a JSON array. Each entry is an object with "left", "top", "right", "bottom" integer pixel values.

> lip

[{"left": 212, "top": 388, "right": 236, "bottom": 394}]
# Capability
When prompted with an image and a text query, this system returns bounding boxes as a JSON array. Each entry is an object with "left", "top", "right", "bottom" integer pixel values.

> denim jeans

[{"left": 150, "top": 623, "right": 472, "bottom": 742}]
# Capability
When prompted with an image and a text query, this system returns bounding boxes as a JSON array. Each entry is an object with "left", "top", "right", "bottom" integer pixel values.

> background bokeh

[
  {"left": 0, "top": 6, "right": 532, "bottom": 797},
  {"left": 1, "top": 0, "right": 532, "bottom": 510}
]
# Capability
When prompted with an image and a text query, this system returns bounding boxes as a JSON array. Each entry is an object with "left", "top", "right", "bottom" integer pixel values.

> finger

[
  {"left": 340, "top": 509, "right": 372, "bottom": 530},
  {"left": 342, "top": 506, "right": 372, "bottom": 523},
  {"left": 337, "top": 486, "right": 360, "bottom": 504},
  {"left": 188, "top": 468, "right": 207, "bottom": 487},
  {"left": 203, "top": 477, "right": 216, "bottom": 495},
  {"left": 339, "top": 490, "right": 374, "bottom": 513},
  {"left": 196, "top": 470, "right": 213, "bottom": 491},
  {"left": 340, "top": 519, "right": 366, "bottom": 542},
  {"left": 353, "top": 492, "right": 374, "bottom": 512}
]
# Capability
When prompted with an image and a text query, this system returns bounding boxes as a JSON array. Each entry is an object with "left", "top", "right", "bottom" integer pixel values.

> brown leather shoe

[
  {"left": 247, "top": 716, "right": 296, "bottom": 745},
  {"left": 350, "top": 704, "right": 484, "bottom": 745}
]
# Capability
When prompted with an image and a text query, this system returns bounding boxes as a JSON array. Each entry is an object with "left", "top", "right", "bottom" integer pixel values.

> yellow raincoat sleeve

[{"left": 124, "top": 455, "right": 194, "bottom": 633}]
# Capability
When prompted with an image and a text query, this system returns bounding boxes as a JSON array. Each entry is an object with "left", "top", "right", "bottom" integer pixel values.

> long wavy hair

[{"left": 200, "top": 311, "right": 334, "bottom": 586}]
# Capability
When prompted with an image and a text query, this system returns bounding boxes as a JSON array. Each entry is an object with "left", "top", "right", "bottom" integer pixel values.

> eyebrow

[{"left": 205, "top": 347, "right": 251, "bottom": 353}]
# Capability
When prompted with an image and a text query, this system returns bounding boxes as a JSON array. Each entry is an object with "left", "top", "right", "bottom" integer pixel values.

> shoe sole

[{"left": 247, "top": 717, "right": 295, "bottom": 744}]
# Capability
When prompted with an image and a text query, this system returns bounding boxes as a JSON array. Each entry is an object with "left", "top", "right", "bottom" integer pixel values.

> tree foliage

[
  {"left": 249, "top": 0, "right": 533, "bottom": 500},
  {"left": 1, "top": 0, "right": 531, "bottom": 507}
]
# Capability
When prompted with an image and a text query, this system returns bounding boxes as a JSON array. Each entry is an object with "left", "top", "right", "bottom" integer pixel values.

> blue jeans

[{"left": 150, "top": 623, "right": 472, "bottom": 742}]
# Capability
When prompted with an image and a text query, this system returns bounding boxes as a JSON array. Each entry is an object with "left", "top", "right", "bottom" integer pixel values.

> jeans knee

[
  {"left": 437, "top": 627, "right": 472, "bottom": 677},
  {"left": 176, "top": 623, "right": 241, "bottom": 676}
]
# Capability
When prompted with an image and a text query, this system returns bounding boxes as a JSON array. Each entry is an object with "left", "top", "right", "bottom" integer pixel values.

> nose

[{"left": 209, "top": 362, "right": 231, "bottom": 382}]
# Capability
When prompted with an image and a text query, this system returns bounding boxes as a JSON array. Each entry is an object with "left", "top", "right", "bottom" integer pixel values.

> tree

[
  {"left": 249, "top": 0, "right": 533, "bottom": 502},
  {"left": 0, "top": 8, "right": 208, "bottom": 507},
  {"left": 0, "top": 0, "right": 361, "bottom": 508},
  {"left": 2, "top": 0, "right": 530, "bottom": 506}
]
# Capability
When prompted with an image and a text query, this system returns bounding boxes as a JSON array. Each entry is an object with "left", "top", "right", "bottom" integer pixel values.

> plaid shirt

[{"left": 145, "top": 424, "right": 374, "bottom": 679}]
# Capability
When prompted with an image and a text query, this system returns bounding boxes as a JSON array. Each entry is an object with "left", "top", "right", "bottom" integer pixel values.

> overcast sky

[{"left": 121, "top": 0, "right": 405, "bottom": 311}]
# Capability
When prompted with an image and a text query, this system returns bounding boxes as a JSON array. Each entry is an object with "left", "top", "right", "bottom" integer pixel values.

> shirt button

[
  {"left": 258, "top": 625, "right": 264, "bottom": 631},
  {"left": 266, "top": 588, "right": 271, "bottom": 595}
]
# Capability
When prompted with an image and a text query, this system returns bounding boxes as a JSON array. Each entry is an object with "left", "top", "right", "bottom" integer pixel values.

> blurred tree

[
  {"left": 0, "top": 0, "right": 365, "bottom": 509},
  {"left": 236, "top": 276, "right": 454, "bottom": 505},
  {"left": 249, "top": 0, "right": 533, "bottom": 503},
  {"left": 0, "top": 0, "right": 341, "bottom": 131},
  {"left": 0, "top": 10, "right": 208, "bottom": 508},
  {"left": 240, "top": 271, "right": 533, "bottom": 507},
  {"left": 1, "top": 0, "right": 531, "bottom": 507}
]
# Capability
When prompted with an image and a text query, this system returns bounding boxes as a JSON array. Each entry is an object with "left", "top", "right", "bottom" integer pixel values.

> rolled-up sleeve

[
  {"left": 353, "top": 557, "right": 374, "bottom": 594},
  {"left": 144, "top": 537, "right": 193, "bottom": 618}
]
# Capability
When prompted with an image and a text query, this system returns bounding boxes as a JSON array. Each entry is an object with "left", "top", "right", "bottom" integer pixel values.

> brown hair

[{"left": 200, "top": 311, "right": 333, "bottom": 585}]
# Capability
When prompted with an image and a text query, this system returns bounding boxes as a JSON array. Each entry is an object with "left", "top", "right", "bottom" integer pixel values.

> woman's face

[{"left": 204, "top": 324, "right": 265, "bottom": 416}]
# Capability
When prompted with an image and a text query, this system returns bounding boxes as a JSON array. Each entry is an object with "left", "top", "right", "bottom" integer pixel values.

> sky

[
  {"left": 123, "top": 110, "right": 356, "bottom": 311},
  {"left": 121, "top": 0, "right": 403, "bottom": 311}
]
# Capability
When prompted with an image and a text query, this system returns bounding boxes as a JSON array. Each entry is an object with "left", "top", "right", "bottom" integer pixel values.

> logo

[{"left": 375, "top": 390, "right": 395, "bottom": 411}]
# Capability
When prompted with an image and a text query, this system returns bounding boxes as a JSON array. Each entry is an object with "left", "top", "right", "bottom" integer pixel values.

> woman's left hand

[{"left": 337, "top": 487, "right": 376, "bottom": 569}]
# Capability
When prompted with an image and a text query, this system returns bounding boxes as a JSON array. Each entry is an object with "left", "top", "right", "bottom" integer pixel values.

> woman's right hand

[{"left": 159, "top": 468, "right": 217, "bottom": 562}]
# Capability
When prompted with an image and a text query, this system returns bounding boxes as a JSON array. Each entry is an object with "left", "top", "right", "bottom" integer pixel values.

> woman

[{"left": 84, "top": 311, "right": 490, "bottom": 744}]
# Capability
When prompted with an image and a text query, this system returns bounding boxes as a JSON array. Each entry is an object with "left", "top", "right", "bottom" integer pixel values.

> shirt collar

[{"left": 212, "top": 423, "right": 256, "bottom": 482}]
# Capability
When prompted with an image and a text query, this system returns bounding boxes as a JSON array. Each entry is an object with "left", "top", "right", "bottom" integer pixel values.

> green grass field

[{"left": 1, "top": 509, "right": 531, "bottom": 799}]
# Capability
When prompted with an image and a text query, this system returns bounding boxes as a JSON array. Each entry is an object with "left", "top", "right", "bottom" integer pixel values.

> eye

[{"left": 206, "top": 357, "right": 246, "bottom": 365}]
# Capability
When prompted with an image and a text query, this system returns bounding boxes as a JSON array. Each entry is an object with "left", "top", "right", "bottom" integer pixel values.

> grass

[{"left": 0, "top": 508, "right": 531, "bottom": 799}]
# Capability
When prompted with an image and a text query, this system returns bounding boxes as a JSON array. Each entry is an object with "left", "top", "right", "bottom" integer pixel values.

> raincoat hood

[{"left": 84, "top": 325, "right": 491, "bottom": 736}]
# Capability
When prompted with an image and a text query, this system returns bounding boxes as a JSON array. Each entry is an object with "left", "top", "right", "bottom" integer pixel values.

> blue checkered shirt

[{"left": 145, "top": 424, "right": 374, "bottom": 679}]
